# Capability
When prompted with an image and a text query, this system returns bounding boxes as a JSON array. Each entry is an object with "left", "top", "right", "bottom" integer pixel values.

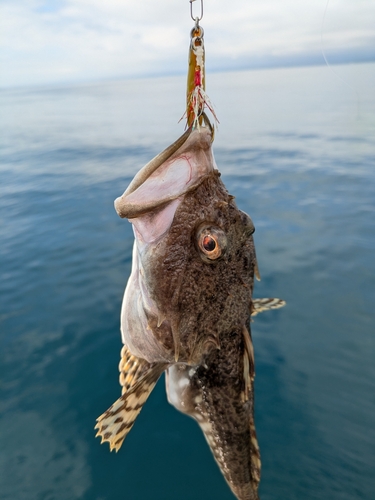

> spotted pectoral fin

[
  {"left": 95, "top": 350, "right": 167, "bottom": 452},
  {"left": 251, "top": 298, "right": 286, "bottom": 317},
  {"left": 118, "top": 344, "right": 156, "bottom": 395}
]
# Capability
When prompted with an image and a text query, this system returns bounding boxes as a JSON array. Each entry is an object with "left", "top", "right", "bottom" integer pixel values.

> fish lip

[{"left": 124, "top": 127, "right": 193, "bottom": 198}]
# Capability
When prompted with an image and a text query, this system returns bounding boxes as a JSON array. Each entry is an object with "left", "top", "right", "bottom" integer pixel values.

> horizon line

[{"left": 1, "top": 56, "right": 374, "bottom": 92}]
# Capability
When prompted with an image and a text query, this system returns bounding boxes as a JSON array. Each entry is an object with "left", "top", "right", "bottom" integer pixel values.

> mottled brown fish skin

[
  {"left": 142, "top": 170, "right": 257, "bottom": 366},
  {"left": 147, "top": 171, "right": 260, "bottom": 498},
  {"left": 191, "top": 323, "right": 260, "bottom": 500}
]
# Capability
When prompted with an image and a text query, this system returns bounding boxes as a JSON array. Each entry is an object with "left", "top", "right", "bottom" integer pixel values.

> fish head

[{"left": 115, "top": 127, "right": 257, "bottom": 364}]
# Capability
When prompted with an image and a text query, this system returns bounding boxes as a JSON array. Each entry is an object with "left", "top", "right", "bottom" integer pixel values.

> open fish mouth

[{"left": 114, "top": 125, "right": 214, "bottom": 221}]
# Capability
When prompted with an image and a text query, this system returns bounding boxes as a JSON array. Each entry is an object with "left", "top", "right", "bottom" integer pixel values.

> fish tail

[{"left": 197, "top": 398, "right": 261, "bottom": 500}]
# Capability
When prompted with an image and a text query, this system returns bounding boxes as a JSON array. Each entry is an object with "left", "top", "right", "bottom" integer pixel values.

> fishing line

[{"left": 320, "top": 0, "right": 361, "bottom": 118}]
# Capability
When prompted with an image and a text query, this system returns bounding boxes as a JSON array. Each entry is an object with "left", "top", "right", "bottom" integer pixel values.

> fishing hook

[{"left": 190, "top": 0, "right": 203, "bottom": 24}]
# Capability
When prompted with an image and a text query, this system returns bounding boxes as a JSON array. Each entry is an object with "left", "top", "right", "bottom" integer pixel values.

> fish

[{"left": 95, "top": 124, "right": 285, "bottom": 500}]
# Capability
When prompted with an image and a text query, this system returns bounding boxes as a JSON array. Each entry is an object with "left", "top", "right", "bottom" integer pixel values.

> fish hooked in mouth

[{"left": 95, "top": 124, "right": 285, "bottom": 500}]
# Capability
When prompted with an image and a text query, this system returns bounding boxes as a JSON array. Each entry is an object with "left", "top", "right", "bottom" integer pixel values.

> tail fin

[{"left": 95, "top": 345, "right": 167, "bottom": 452}]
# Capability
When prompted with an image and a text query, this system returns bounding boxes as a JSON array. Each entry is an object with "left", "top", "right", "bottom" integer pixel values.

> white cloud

[{"left": 0, "top": 0, "right": 374, "bottom": 87}]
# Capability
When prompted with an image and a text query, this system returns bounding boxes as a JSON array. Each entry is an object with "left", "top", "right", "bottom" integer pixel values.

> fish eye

[
  {"left": 202, "top": 235, "right": 216, "bottom": 252},
  {"left": 196, "top": 225, "right": 227, "bottom": 261}
]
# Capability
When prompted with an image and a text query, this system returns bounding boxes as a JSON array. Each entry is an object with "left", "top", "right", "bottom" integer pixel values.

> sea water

[{"left": 0, "top": 63, "right": 374, "bottom": 500}]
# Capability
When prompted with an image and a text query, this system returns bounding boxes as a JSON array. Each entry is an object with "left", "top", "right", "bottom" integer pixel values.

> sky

[{"left": 0, "top": 0, "right": 374, "bottom": 88}]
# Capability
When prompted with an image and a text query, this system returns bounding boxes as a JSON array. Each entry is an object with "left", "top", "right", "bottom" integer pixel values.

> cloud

[{"left": 1, "top": 0, "right": 374, "bottom": 87}]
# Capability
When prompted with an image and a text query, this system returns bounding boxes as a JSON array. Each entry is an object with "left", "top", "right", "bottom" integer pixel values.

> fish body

[{"left": 96, "top": 126, "right": 285, "bottom": 500}]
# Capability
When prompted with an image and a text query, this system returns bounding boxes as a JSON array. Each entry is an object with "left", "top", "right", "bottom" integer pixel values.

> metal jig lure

[{"left": 186, "top": 0, "right": 217, "bottom": 129}]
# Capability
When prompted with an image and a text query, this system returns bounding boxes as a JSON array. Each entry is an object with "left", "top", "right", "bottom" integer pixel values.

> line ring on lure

[{"left": 190, "top": 0, "right": 203, "bottom": 23}]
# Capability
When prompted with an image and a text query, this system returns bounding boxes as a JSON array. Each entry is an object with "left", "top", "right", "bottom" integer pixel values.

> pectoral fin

[
  {"left": 251, "top": 298, "right": 286, "bottom": 316},
  {"left": 95, "top": 346, "right": 167, "bottom": 452}
]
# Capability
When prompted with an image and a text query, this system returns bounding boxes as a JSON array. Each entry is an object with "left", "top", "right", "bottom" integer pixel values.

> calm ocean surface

[{"left": 1, "top": 63, "right": 374, "bottom": 500}]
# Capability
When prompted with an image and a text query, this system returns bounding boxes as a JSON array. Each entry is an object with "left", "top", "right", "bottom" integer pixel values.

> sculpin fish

[{"left": 95, "top": 125, "right": 285, "bottom": 500}]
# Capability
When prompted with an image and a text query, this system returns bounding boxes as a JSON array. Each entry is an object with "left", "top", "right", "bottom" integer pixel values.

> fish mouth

[
  {"left": 121, "top": 127, "right": 193, "bottom": 198},
  {"left": 114, "top": 124, "right": 215, "bottom": 221},
  {"left": 114, "top": 124, "right": 217, "bottom": 249},
  {"left": 115, "top": 113, "right": 215, "bottom": 219},
  {"left": 114, "top": 127, "right": 193, "bottom": 219}
]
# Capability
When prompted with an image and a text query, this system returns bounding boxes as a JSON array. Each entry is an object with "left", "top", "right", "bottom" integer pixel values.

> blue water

[{"left": 1, "top": 63, "right": 374, "bottom": 500}]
